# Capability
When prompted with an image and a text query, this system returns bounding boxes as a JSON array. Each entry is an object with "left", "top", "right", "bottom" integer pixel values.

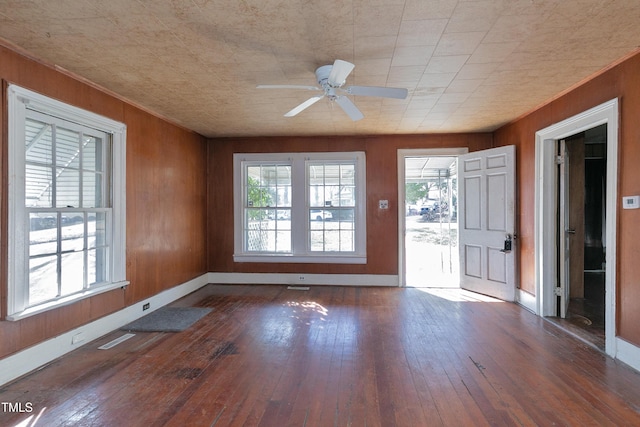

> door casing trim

[{"left": 534, "top": 98, "right": 618, "bottom": 356}]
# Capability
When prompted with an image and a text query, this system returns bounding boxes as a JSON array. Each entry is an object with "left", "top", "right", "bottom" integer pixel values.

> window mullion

[
  {"left": 82, "top": 211, "right": 89, "bottom": 289},
  {"left": 56, "top": 211, "right": 62, "bottom": 298},
  {"left": 79, "top": 131, "right": 84, "bottom": 209},
  {"left": 51, "top": 124, "right": 57, "bottom": 208},
  {"left": 291, "top": 156, "right": 307, "bottom": 255}
]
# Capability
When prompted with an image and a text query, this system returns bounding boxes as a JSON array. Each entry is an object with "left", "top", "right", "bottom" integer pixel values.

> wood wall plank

[
  {"left": 0, "top": 41, "right": 208, "bottom": 359},
  {"left": 494, "top": 50, "right": 640, "bottom": 346},
  {"left": 206, "top": 133, "right": 494, "bottom": 275}
]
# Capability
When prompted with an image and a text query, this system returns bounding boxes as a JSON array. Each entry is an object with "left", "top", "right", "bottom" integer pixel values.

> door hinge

[
  {"left": 554, "top": 287, "right": 563, "bottom": 296},
  {"left": 555, "top": 155, "right": 564, "bottom": 165}
]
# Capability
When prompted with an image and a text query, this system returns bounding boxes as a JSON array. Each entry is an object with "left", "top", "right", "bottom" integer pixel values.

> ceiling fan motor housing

[{"left": 316, "top": 65, "right": 338, "bottom": 99}]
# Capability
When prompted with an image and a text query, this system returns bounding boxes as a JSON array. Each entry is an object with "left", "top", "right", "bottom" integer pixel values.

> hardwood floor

[{"left": 1, "top": 284, "right": 640, "bottom": 426}]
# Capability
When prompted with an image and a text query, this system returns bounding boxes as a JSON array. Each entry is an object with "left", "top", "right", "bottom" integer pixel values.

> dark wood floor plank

[{"left": 2, "top": 285, "right": 640, "bottom": 427}]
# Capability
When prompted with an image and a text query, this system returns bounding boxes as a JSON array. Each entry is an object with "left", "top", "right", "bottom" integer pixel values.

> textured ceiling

[{"left": 1, "top": 0, "right": 639, "bottom": 138}]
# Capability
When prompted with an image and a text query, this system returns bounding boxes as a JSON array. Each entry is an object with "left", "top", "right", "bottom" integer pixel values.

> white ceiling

[{"left": 1, "top": 0, "right": 639, "bottom": 138}]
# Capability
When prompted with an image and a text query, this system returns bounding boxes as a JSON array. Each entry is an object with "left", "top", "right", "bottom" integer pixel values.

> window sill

[
  {"left": 234, "top": 254, "right": 367, "bottom": 264},
  {"left": 6, "top": 280, "right": 129, "bottom": 321}
]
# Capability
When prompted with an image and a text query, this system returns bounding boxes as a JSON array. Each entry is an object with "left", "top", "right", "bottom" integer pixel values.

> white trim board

[
  {"left": 207, "top": 272, "right": 398, "bottom": 287},
  {"left": 517, "top": 289, "right": 536, "bottom": 314},
  {"left": 616, "top": 338, "right": 640, "bottom": 372},
  {"left": 0, "top": 273, "right": 209, "bottom": 387}
]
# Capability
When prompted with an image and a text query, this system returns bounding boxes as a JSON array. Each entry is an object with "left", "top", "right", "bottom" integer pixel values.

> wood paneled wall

[
  {"left": 0, "top": 43, "right": 208, "bottom": 359},
  {"left": 207, "top": 134, "right": 493, "bottom": 275},
  {"left": 494, "top": 49, "right": 640, "bottom": 347}
]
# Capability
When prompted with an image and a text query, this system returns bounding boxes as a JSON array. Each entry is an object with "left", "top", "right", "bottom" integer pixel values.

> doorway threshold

[{"left": 543, "top": 316, "right": 605, "bottom": 352}]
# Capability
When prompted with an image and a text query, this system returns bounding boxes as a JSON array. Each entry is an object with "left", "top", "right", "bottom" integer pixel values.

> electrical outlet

[
  {"left": 143, "top": 302, "right": 150, "bottom": 311},
  {"left": 72, "top": 332, "right": 85, "bottom": 345}
]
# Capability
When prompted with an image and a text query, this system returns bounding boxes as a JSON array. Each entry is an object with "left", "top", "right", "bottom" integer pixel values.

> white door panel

[{"left": 458, "top": 146, "right": 516, "bottom": 301}]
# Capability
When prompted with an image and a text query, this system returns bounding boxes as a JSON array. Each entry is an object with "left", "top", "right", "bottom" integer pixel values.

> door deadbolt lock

[{"left": 501, "top": 234, "right": 513, "bottom": 252}]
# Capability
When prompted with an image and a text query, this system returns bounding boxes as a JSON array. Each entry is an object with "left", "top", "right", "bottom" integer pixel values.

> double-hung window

[
  {"left": 234, "top": 152, "right": 366, "bottom": 264},
  {"left": 7, "top": 85, "right": 127, "bottom": 320}
]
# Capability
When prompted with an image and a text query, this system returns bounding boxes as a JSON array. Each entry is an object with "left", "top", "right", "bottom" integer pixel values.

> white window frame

[
  {"left": 233, "top": 152, "right": 366, "bottom": 264},
  {"left": 7, "top": 84, "right": 128, "bottom": 320}
]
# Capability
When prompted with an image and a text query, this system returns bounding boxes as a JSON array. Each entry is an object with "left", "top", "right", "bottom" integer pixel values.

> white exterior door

[{"left": 458, "top": 146, "right": 516, "bottom": 301}]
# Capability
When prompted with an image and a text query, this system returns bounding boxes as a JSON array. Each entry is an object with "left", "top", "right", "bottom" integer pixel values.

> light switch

[
  {"left": 622, "top": 195, "right": 640, "bottom": 209},
  {"left": 379, "top": 200, "right": 389, "bottom": 209}
]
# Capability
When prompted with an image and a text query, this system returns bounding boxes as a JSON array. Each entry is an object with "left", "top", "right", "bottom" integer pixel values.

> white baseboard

[
  {"left": 0, "top": 273, "right": 209, "bottom": 387},
  {"left": 516, "top": 289, "right": 537, "bottom": 314},
  {"left": 207, "top": 272, "right": 399, "bottom": 287},
  {"left": 616, "top": 337, "right": 640, "bottom": 372}
]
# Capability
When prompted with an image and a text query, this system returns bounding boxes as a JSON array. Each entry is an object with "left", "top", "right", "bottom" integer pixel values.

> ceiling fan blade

[
  {"left": 284, "top": 95, "right": 324, "bottom": 117},
  {"left": 257, "top": 84, "right": 321, "bottom": 91},
  {"left": 344, "top": 85, "right": 408, "bottom": 99},
  {"left": 335, "top": 96, "right": 364, "bottom": 121},
  {"left": 328, "top": 59, "right": 355, "bottom": 87}
]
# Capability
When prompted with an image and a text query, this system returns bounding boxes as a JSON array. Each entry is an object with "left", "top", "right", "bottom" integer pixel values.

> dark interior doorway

[{"left": 554, "top": 124, "right": 607, "bottom": 350}]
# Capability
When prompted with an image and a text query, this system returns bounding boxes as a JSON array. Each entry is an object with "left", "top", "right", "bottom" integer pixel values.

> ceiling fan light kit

[{"left": 257, "top": 59, "right": 408, "bottom": 121}]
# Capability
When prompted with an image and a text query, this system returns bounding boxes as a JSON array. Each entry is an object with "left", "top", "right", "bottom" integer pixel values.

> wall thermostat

[{"left": 622, "top": 195, "right": 640, "bottom": 209}]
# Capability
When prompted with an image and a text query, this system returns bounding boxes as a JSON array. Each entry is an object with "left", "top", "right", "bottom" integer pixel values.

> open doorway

[
  {"left": 553, "top": 125, "right": 607, "bottom": 349},
  {"left": 535, "top": 99, "right": 618, "bottom": 357},
  {"left": 398, "top": 149, "right": 465, "bottom": 288}
]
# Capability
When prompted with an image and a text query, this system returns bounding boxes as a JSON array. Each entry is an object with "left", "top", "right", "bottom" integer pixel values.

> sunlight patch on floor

[{"left": 416, "top": 287, "right": 504, "bottom": 303}]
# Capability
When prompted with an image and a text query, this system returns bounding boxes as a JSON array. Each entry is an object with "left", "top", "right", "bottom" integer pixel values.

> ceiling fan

[{"left": 257, "top": 59, "right": 408, "bottom": 121}]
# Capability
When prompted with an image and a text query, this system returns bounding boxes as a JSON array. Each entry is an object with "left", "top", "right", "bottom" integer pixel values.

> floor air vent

[{"left": 98, "top": 333, "right": 135, "bottom": 350}]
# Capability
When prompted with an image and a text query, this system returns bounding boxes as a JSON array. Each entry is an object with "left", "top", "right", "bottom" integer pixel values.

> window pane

[
  {"left": 340, "top": 230, "right": 355, "bottom": 251},
  {"left": 339, "top": 186, "right": 356, "bottom": 206},
  {"left": 61, "top": 213, "right": 84, "bottom": 253},
  {"left": 25, "top": 164, "right": 53, "bottom": 207},
  {"left": 324, "top": 185, "right": 339, "bottom": 206},
  {"left": 30, "top": 213, "right": 58, "bottom": 256},
  {"left": 29, "top": 255, "right": 58, "bottom": 305},
  {"left": 88, "top": 212, "right": 107, "bottom": 249},
  {"left": 83, "top": 172, "right": 102, "bottom": 207},
  {"left": 56, "top": 167, "right": 80, "bottom": 208},
  {"left": 61, "top": 252, "right": 84, "bottom": 295},
  {"left": 275, "top": 230, "right": 291, "bottom": 252},
  {"left": 88, "top": 247, "right": 108, "bottom": 285},
  {"left": 276, "top": 186, "right": 291, "bottom": 207},
  {"left": 310, "top": 230, "right": 324, "bottom": 251},
  {"left": 276, "top": 209, "right": 291, "bottom": 228},
  {"left": 246, "top": 164, "right": 290, "bottom": 208},
  {"left": 25, "top": 119, "right": 53, "bottom": 165},
  {"left": 308, "top": 162, "right": 356, "bottom": 208},
  {"left": 82, "top": 135, "right": 102, "bottom": 171},
  {"left": 309, "top": 185, "right": 324, "bottom": 207},
  {"left": 307, "top": 161, "right": 358, "bottom": 253},
  {"left": 246, "top": 178, "right": 272, "bottom": 208},
  {"left": 323, "top": 230, "right": 340, "bottom": 251},
  {"left": 56, "top": 127, "right": 81, "bottom": 169},
  {"left": 310, "top": 221, "right": 340, "bottom": 252},
  {"left": 245, "top": 210, "right": 291, "bottom": 253},
  {"left": 326, "top": 208, "right": 355, "bottom": 223}
]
